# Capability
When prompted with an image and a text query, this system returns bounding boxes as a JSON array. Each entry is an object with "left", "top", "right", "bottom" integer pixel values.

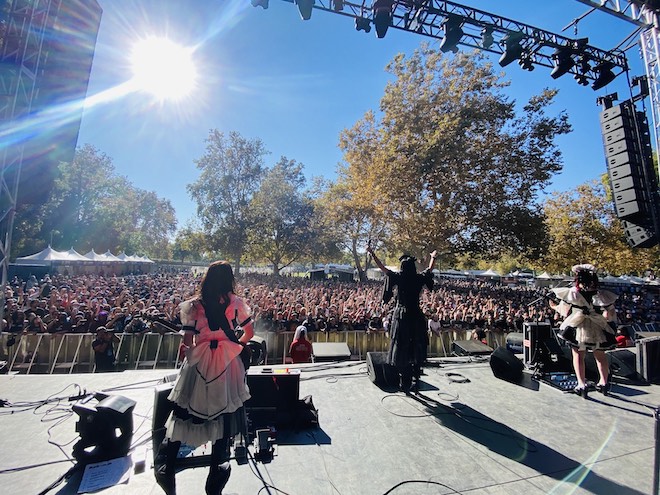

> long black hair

[{"left": 199, "top": 261, "right": 235, "bottom": 331}]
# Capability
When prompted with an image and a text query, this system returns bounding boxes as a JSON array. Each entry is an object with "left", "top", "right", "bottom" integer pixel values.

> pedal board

[{"left": 540, "top": 372, "right": 578, "bottom": 392}]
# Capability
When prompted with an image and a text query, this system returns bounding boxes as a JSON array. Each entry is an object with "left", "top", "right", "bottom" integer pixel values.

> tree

[
  {"left": 338, "top": 47, "right": 570, "bottom": 261},
  {"left": 173, "top": 221, "right": 209, "bottom": 262},
  {"left": 542, "top": 180, "right": 659, "bottom": 274},
  {"left": 245, "top": 157, "right": 320, "bottom": 275},
  {"left": 321, "top": 111, "right": 390, "bottom": 281},
  {"left": 187, "top": 130, "right": 267, "bottom": 274},
  {"left": 11, "top": 144, "right": 177, "bottom": 258}
]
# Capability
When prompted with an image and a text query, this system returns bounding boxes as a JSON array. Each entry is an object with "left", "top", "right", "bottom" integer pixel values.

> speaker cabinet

[
  {"left": 311, "top": 342, "right": 351, "bottom": 362},
  {"left": 366, "top": 352, "right": 398, "bottom": 388},
  {"left": 607, "top": 348, "right": 639, "bottom": 380},
  {"left": 637, "top": 336, "right": 660, "bottom": 383},
  {"left": 451, "top": 340, "right": 493, "bottom": 356},
  {"left": 490, "top": 347, "right": 524, "bottom": 383}
]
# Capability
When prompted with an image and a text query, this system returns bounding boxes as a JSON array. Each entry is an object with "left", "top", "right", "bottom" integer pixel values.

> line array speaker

[{"left": 599, "top": 99, "right": 659, "bottom": 248}]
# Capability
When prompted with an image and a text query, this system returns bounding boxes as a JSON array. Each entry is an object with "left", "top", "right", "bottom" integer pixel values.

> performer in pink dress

[{"left": 155, "top": 261, "right": 253, "bottom": 495}]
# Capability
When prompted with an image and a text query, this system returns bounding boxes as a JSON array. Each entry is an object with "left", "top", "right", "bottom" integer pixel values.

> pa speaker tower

[{"left": 599, "top": 100, "right": 659, "bottom": 248}]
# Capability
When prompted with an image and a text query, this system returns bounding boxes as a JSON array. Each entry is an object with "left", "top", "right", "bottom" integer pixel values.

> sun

[{"left": 129, "top": 37, "right": 198, "bottom": 101}]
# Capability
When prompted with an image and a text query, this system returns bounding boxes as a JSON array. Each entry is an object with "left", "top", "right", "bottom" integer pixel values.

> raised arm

[
  {"left": 428, "top": 250, "right": 438, "bottom": 271},
  {"left": 366, "top": 241, "right": 387, "bottom": 274}
]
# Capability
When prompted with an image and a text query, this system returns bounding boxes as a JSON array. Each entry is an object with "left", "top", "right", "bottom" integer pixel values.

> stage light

[
  {"left": 592, "top": 61, "right": 616, "bottom": 90},
  {"left": 518, "top": 53, "right": 535, "bottom": 71},
  {"left": 481, "top": 26, "right": 494, "bottom": 49},
  {"left": 574, "top": 56, "right": 590, "bottom": 86},
  {"left": 440, "top": 14, "right": 464, "bottom": 53},
  {"left": 499, "top": 32, "right": 524, "bottom": 67},
  {"left": 355, "top": 17, "right": 371, "bottom": 33},
  {"left": 332, "top": 0, "right": 344, "bottom": 10},
  {"left": 296, "top": 0, "right": 314, "bottom": 20},
  {"left": 550, "top": 45, "right": 575, "bottom": 79},
  {"left": 251, "top": 0, "right": 268, "bottom": 8},
  {"left": 373, "top": 0, "right": 394, "bottom": 39}
]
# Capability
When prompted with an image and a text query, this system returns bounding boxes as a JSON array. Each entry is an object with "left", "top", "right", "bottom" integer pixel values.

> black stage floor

[{"left": 1, "top": 355, "right": 659, "bottom": 495}]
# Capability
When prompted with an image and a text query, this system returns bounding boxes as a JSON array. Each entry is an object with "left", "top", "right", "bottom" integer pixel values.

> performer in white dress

[
  {"left": 155, "top": 261, "right": 253, "bottom": 495},
  {"left": 550, "top": 264, "right": 617, "bottom": 397}
]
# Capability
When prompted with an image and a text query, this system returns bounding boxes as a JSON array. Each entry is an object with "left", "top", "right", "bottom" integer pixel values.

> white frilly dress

[
  {"left": 164, "top": 295, "right": 252, "bottom": 448},
  {"left": 551, "top": 287, "right": 618, "bottom": 351}
]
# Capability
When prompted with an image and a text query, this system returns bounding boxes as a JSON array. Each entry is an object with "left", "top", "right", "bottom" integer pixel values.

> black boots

[
  {"left": 205, "top": 465, "right": 231, "bottom": 495},
  {"left": 154, "top": 440, "right": 179, "bottom": 495},
  {"left": 154, "top": 461, "right": 176, "bottom": 495}
]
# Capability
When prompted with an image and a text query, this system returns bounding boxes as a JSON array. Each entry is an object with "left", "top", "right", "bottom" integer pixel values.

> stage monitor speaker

[
  {"left": 452, "top": 340, "right": 493, "bottom": 356},
  {"left": 606, "top": 348, "right": 639, "bottom": 380},
  {"left": 637, "top": 336, "right": 660, "bottom": 383},
  {"left": 490, "top": 347, "right": 524, "bottom": 383},
  {"left": 311, "top": 342, "right": 351, "bottom": 362},
  {"left": 366, "top": 351, "right": 398, "bottom": 388}
]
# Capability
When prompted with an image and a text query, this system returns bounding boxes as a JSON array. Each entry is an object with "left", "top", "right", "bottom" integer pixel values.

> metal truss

[
  {"left": 573, "top": 0, "right": 658, "bottom": 27},
  {"left": 0, "top": 0, "right": 55, "bottom": 310},
  {"left": 277, "top": 0, "right": 628, "bottom": 81},
  {"left": 572, "top": 1, "right": 660, "bottom": 181}
]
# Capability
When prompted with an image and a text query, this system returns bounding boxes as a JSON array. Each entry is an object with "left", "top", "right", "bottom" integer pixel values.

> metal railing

[{"left": 0, "top": 329, "right": 509, "bottom": 375}]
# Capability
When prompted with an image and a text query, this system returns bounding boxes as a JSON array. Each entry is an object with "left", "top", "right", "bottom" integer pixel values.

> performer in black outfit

[{"left": 367, "top": 242, "right": 437, "bottom": 393}]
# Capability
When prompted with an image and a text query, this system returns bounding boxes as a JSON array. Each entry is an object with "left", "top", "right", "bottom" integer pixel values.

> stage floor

[{"left": 1, "top": 356, "right": 659, "bottom": 495}]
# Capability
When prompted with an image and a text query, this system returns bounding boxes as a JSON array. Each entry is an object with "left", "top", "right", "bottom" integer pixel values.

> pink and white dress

[{"left": 165, "top": 294, "right": 252, "bottom": 447}]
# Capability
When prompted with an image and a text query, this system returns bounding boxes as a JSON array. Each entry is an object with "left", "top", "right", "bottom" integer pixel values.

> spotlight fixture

[
  {"left": 481, "top": 26, "right": 494, "bottom": 50},
  {"left": 499, "top": 32, "right": 525, "bottom": 67},
  {"left": 332, "top": 0, "right": 344, "bottom": 10},
  {"left": 574, "top": 56, "right": 590, "bottom": 86},
  {"left": 591, "top": 61, "right": 616, "bottom": 91},
  {"left": 550, "top": 45, "right": 575, "bottom": 79},
  {"left": 440, "top": 14, "right": 464, "bottom": 53},
  {"left": 518, "top": 53, "right": 535, "bottom": 71},
  {"left": 295, "top": 0, "right": 314, "bottom": 20},
  {"left": 355, "top": 17, "right": 371, "bottom": 33},
  {"left": 373, "top": 0, "right": 394, "bottom": 39},
  {"left": 251, "top": 0, "right": 269, "bottom": 8}
]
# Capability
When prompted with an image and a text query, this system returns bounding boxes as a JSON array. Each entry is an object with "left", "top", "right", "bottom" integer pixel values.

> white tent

[
  {"left": 102, "top": 250, "right": 122, "bottom": 262},
  {"left": 84, "top": 249, "right": 107, "bottom": 261},
  {"left": 14, "top": 246, "right": 70, "bottom": 264},
  {"left": 65, "top": 248, "right": 91, "bottom": 262}
]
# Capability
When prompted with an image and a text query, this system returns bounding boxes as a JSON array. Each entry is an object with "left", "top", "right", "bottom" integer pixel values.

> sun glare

[{"left": 130, "top": 37, "right": 198, "bottom": 101}]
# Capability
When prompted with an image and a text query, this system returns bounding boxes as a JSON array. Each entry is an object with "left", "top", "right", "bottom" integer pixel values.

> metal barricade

[
  {"left": 10, "top": 333, "right": 49, "bottom": 374},
  {"left": 49, "top": 333, "right": 94, "bottom": 374},
  {"left": 134, "top": 332, "right": 164, "bottom": 370}
]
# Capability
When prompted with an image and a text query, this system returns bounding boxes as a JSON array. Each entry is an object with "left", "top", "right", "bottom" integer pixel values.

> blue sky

[{"left": 77, "top": 0, "right": 646, "bottom": 229}]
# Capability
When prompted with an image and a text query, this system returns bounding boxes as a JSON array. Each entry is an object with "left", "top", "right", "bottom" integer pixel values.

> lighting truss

[{"left": 277, "top": 0, "right": 629, "bottom": 83}]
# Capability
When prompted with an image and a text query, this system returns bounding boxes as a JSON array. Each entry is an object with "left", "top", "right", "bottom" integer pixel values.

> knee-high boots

[
  {"left": 154, "top": 440, "right": 180, "bottom": 495},
  {"left": 206, "top": 438, "right": 231, "bottom": 495}
]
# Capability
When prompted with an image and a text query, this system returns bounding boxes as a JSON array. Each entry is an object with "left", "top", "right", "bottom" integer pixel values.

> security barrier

[{"left": 0, "top": 328, "right": 506, "bottom": 374}]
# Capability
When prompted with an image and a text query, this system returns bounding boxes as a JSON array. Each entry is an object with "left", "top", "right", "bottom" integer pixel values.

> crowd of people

[{"left": 2, "top": 269, "right": 658, "bottom": 345}]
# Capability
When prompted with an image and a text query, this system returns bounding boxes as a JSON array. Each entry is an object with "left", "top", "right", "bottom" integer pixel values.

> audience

[{"left": 2, "top": 270, "right": 658, "bottom": 347}]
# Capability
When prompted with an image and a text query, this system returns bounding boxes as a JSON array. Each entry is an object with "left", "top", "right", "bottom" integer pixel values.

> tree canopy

[
  {"left": 187, "top": 130, "right": 268, "bottom": 273},
  {"left": 337, "top": 47, "right": 571, "bottom": 262},
  {"left": 12, "top": 144, "right": 176, "bottom": 258}
]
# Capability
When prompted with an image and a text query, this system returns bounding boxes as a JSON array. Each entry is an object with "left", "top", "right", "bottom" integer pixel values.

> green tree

[
  {"left": 173, "top": 221, "right": 209, "bottom": 262},
  {"left": 339, "top": 47, "right": 570, "bottom": 261},
  {"left": 246, "top": 157, "right": 319, "bottom": 275},
  {"left": 11, "top": 144, "right": 177, "bottom": 258},
  {"left": 543, "top": 180, "right": 659, "bottom": 274},
  {"left": 187, "top": 130, "right": 267, "bottom": 274}
]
